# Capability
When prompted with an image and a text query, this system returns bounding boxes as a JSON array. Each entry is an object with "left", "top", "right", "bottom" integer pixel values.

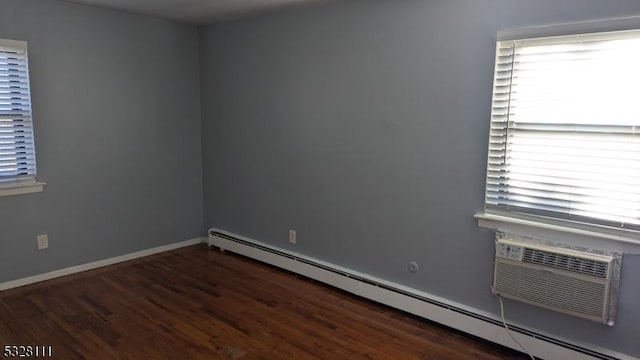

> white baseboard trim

[
  {"left": 0, "top": 236, "right": 207, "bottom": 291},
  {"left": 209, "top": 228, "right": 635, "bottom": 360}
]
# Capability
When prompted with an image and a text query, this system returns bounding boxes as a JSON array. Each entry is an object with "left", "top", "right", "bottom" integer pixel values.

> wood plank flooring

[{"left": 0, "top": 244, "right": 526, "bottom": 359}]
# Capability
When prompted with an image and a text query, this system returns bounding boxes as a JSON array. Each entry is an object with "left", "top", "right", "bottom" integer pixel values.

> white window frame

[
  {"left": 476, "top": 17, "right": 640, "bottom": 253},
  {"left": 0, "top": 38, "right": 43, "bottom": 197}
]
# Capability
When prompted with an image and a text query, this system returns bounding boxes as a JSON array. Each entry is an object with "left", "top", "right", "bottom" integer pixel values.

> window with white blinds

[
  {"left": 485, "top": 29, "right": 640, "bottom": 231},
  {"left": 0, "top": 39, "right": 36, "bottom": 184}
]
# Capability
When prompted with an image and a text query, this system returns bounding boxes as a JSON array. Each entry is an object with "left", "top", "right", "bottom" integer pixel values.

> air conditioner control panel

[{"left": 495, "top": 242, "right": 523, "bottom": 261}]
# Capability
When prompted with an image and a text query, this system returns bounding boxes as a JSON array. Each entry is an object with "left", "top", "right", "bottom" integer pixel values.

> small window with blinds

[
  {"left": 485, "top": 29, "right": 640, "bottom": 231},
  {"left": 0, "top": 39, "right": 37, "bottom": 185}
]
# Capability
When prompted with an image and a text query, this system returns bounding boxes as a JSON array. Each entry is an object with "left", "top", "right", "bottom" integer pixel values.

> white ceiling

[{"left": 62, "top": 0, "right": 329, "bottom": 24}]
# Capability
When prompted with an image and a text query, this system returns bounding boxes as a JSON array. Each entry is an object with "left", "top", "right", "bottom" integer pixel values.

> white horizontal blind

[
  {"left": 486, "top": 29, "right": 640, "bottom": 230},
  {"left": 0, "top": 40, "right": 36, "bottom": 183}
]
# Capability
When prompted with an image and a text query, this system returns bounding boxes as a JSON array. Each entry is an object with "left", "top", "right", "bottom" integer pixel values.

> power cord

[{"left": 498, "top": 295, "right": 536, "bottom": 360}]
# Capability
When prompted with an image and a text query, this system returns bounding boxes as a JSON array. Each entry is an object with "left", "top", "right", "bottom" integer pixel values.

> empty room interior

[{"left": 1, "top": 0, "right": 640, "bottom": 358}]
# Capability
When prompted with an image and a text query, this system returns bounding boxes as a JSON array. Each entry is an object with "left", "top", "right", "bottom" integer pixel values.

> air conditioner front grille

[
  {"left": 522, "top": 248, "right": 608, "bottom": 278},
  {"left": 495, "top": 261, "right": 606, "bottom": 319}
]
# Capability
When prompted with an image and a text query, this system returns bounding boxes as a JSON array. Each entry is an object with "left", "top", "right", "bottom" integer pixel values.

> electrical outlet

[
  {"left": 289, "top": 229, "right": 296, "bottom": 244},
  {"left": 37, "top": 234, "right": 48, "bottom": 250}
]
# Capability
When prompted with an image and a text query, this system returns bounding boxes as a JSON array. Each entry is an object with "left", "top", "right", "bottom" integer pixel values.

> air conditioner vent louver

[{"left": 522, "top": 248, "right": 608, "bottom": 278}]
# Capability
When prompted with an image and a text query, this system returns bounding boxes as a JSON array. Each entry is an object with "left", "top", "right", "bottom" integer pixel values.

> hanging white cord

[{"left": 498, "top": 295, "right": 536, "bottom": 360}]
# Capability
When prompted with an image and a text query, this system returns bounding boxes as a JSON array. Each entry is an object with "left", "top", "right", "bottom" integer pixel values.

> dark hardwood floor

[{"left": 0, "top": 244, "right": 526, "bottom": 359}]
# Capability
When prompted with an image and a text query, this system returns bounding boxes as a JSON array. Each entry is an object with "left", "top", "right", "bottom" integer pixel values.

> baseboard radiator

[{"left": 208, "top": 228, "right": 629, "bottom": 360}]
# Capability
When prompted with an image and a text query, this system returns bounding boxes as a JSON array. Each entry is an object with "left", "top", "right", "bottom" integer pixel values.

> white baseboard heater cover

[
  {"left": 493, "top": 238, "right": 621, "bottom": 326},
  {"left": 208, "top": 228, "right": 630, "bottom": 360}
]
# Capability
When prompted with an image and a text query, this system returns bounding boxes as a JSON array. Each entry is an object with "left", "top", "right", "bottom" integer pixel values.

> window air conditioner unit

[{"left": 492, "top": 238, "right": 621, "bottom": 326}]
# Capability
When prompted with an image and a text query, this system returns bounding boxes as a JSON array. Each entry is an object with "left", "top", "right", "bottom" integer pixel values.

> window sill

[
  {"left": 0, "top": 182, "right": 45, "bottom": 197},
  {"left": 474, "top": 212, "right": 640, "bottom": 254}
]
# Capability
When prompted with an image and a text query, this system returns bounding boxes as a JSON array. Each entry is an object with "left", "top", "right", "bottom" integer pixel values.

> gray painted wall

[
  {"left": 200, "top": 0, "right": 640, "bottom": 357},
  {"left": 0, "top": 0, "right": 203, "bottom": 282}
]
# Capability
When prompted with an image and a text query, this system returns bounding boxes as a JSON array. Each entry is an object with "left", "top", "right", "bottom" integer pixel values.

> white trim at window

[
  {"left": 479, "top": 18, "right": 640, "bottom": 249},
  {"left": 0, "top": 181, "right": 44, "bottom": 197},
  {"left": 0, "top": 38, "right": 39, "bottom": 197}
]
